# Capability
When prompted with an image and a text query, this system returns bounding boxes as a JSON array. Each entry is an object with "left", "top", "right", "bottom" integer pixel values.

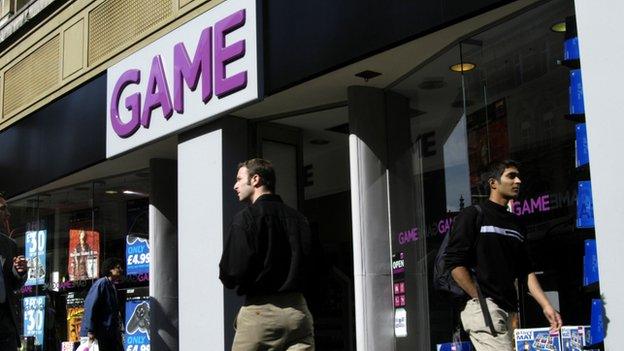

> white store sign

[{"left": 106, "top": 0, "right": 261, "bottom": 157}]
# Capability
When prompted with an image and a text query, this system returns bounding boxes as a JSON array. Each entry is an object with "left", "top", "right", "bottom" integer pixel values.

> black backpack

[{"left": 433, "top": 205, "right": 483, "bottom": 298}]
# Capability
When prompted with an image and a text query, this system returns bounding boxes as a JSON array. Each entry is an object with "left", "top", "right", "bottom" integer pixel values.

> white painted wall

[
  {"left": 574, "top": 2, "right": 624, "bottom": 347},
  {"left": 178, "top": 130, "right": 224, "bottom": 350}
]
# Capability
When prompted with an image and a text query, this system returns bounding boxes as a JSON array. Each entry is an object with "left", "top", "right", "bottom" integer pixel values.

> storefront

[{"left": 0, "top": 0, "right": 619, "bottom": 350}]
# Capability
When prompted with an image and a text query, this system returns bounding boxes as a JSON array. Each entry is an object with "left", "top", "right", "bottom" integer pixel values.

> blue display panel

[
  {"left": 125, "top": 292, "right": 150, "bottom": 351},
  {"left": 577, "top": 181, "right": 595, "bottom": 228},
  {"left": 25, "top": 230, "right": 46, "bottom": 286},
  {"left": 126, "top": 235, "right": 150, "bottom": 276},
  {"left": 569, "top": 69, "right": 585, "bottom": 115},
  {"left": 575, "top": 123, "right": 589, "bottom": 168},
  {"left": 23, "top": 296, "right": 46, "bottom": 348}
]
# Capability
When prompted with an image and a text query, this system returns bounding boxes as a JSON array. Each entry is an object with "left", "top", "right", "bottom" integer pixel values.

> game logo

[{"left": 68, "top": 229, "right": 100, "bottom": 281}]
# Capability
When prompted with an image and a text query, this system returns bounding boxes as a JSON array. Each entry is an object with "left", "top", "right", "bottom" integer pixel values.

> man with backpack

[{"left": 444, "top": 160, "right": 562, "bottom": 350}]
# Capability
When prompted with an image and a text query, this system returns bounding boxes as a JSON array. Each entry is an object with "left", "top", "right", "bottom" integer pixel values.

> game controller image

[{"left": 126, "top": 301, "right": 150, "bottom": 339}]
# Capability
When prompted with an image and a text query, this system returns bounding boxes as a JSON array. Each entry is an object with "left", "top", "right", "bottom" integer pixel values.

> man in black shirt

[
  {"left": 0, "top": 196, "right": 28, "bottom": 350},
  {"left": 445, "top": 160, "right": 562, "bottom": 351},
  {"left": 219, "top": 158, "right": 317, "bottom": 350}
]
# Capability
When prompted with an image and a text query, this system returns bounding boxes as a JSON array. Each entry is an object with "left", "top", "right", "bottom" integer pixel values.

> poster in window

[
  {"left": 68, "top": 229, "right": 100, "bottom": 281},
  {"left": 66, "top": 292, "right": 86, "bottom": 342},
  {"left": 467, "top": 99, "right": 510, "bottom": 193},
  {"left": 23, "top": 296, "right": 45, "bottom": 348},
  {"left": 126, "top": 235, "right": 150, "bottom": 276},
  {"left": 25, "top": 230, "right": 46, "bottom": 286},
  {"left": 125, "top": 288, "right": 150, "bottom": 351}
]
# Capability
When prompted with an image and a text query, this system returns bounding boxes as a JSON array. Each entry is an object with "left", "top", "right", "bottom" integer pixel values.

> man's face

[
  {"left": 234, "top": 167, "right": 255, "bottom": 202},
  {"left": 110, "top": 264, "right": 123, "bottom": 281},
  {"left": 491, "top": 166, "right": 521, "bottom": 199}
]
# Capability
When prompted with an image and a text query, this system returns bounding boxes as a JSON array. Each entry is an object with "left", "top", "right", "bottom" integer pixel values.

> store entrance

[{"left": 252, "top": 106, "right": 355, "bottom": 350}]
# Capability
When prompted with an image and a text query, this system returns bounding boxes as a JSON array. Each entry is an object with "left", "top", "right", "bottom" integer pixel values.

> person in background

[
  {"left": 81, "top": 257, "right": 124, "bottom": 351},
  {"left": 445, "top": 160, "right": 562, "bottom": 351},
  {"left": 0, "top": 196, "right": 28, "bottom": 350}
]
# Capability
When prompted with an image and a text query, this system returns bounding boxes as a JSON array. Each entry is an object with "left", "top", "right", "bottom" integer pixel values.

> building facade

[{"left": 0, "top": 0, "right": 620, "bottom": 350}]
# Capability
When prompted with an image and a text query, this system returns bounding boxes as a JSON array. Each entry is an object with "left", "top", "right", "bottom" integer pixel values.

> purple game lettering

[
  {"left": 141, "top": 55, "right": 173, "bottom": 128},
  {"left": 110, "top": 69, "right": 141, "bottom": 138},
  {"left": 110, "top": 8, "right": 249, "bottom": 139},
  {"left": 215, "top": 9, "right": 247, "bottom": 98},
  {"left": 173, "top": 26, "right": 213, "bottom": 113}
]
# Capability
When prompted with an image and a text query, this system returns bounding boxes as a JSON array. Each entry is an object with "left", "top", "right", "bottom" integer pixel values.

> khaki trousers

[
  {"left": 460, "top": 298, "right": 514, "bottom": 351},
  {"left": 232, "top": 292, "right": 314, "bottom": 351}
]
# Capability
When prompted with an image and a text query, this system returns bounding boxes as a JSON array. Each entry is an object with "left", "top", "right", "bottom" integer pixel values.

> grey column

[
  {"left": 348, "top": 86, "right": 394, "bottom": 351},
  {"left": 149, "top": 158, "right": 178, "bottom": 351}
]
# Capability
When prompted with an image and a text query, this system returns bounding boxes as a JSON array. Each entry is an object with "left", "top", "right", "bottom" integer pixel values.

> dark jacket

[
  {"left": 0, "top": 231, "right": 26, "bottom": 343},
  {"left": 219, "top": 194, "right": 323, "bottom": 297},
  {"left": 81, "top": 277, "right": 121, "bottom": 341},
  {"left": 445, "top": 200, "right": 534, "bottom": 312}
]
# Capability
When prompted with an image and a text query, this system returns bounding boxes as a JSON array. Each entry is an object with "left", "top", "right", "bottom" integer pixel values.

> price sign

[
  {"left": 125, "top": 297, "right": 150, "bottom": 351},
  {"left": 23, "top": 296, "right": 45, "bottom": 346},
  {"left": 126, "top": 236, "right": 150, "bottom": 275},
  {"left": 25, "top": 230, "right": 46, "bottom": 286}
]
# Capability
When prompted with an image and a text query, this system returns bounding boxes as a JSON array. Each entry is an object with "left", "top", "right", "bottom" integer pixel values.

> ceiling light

[
  {"left": 449, "top": 63, "right": 476, "bottom": 73},
  {"left": 123, "top": 190, "right": 148, "bottom": 197},
  {"left": 105, "top": 190, "right": 118, "bottom": 195},
  {"left": 551, "top": 21, "right": 566, "bottom": 33}
]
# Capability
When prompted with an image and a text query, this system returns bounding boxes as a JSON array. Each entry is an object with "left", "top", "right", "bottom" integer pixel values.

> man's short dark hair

[
  {"left": 483, "top": 159, "right": 520, "bottom": 185},
  {"left": 238, "top": 158, "right": 276, "bottom": 193},
  {"left": 100, "top": 257, "right": 123, "bottom": 277}
]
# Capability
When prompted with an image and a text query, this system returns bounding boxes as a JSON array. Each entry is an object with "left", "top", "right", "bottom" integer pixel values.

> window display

[
  {"left": 387, "top": 0, "right": 585, "bottom": 349},
  {"left": 8, "top": 170, "right": 149, "bottom": 350}
]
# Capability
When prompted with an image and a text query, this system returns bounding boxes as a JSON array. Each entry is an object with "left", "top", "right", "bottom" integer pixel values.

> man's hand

[
  {"left": 87, "top": 332, "right": 95, "bottom": 342},
  {"left": 13, "top": 255, "right": 27, "bottom": 274},
  {"left": 543, "top": 305, "right": 562, "bottom": 332}
]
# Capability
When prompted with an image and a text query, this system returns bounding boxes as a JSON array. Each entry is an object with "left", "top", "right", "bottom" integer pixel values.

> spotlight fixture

[
  {"left": 551, "top": 21, "right": 566, "bottom": 33},
  {"left": 449, "top": 63, "right": 476, "bottom": 73},
  {"left": 355, "top": 70, "right": 382, "bottom": 82}
]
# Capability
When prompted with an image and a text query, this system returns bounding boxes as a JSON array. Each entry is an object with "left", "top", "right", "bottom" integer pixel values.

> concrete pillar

[
  {"left": 348, "top": 86, "right": 394, "bottom": 350},
  {"left": 149, "top": 158, "right": 178, "bottom": 351}
]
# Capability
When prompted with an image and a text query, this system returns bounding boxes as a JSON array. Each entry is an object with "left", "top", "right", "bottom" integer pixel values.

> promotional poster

[
  {"left": 576, "top": 181, "right": 595, "bottom": 229},
  {"left": 126, "top": 235, "right": 150, "bottom": 276},
  {"left": 68, "top": 229, "right": 100, "bottom": 281},
  {"left": 25, "top": 230, "right": 46, "bottom": 286},
  {"left": 125, "top": 288, "right": 150, "bottom": 351},
  {"left": 66, "top": 292, "right": 86, "bottom": 342},
  {"left": 23, "top": 296, "right": 46, "bottom": 348},
  {"left": 561, "top": 326, "right": 597, "bottom": 351},
  {"left": 515, "top": 328, "right": 562, "bottom": 351}
]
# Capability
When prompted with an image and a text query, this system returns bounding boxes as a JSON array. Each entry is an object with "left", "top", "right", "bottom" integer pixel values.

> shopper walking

[
  {"left": 81, "top": 257, "right": 124, "bottom": 351},
  {"left": 0, "top": 196, "right": 28, "bottom": 351},
  {"left": 219, "top": 158, "right": 319, "bottom": 350},
  {"left": 445, "top": 160, "right": 562, "bottom": 351}
]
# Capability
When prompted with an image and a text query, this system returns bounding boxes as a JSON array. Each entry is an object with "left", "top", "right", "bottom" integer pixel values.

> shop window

[
  {"left": 7, "top": 170, "right": 149, "bottom": 350},
  {"left": 387, "top": 0, "right": 578, "bottom": 349}
]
